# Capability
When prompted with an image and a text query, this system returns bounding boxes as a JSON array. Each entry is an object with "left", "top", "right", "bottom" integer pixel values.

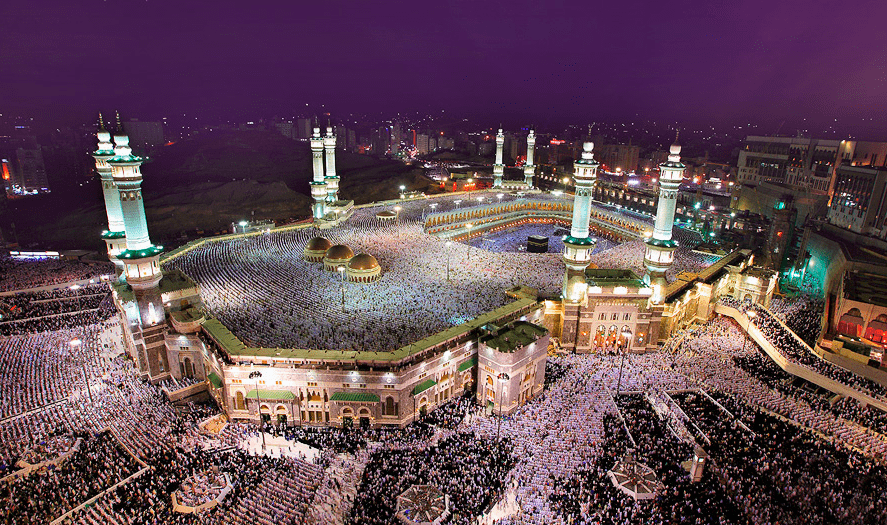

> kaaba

[{"left": 527, "top": 235, "right": 549, "bottom": 253}]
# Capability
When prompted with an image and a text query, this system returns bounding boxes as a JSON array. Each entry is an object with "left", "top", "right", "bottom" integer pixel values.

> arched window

[{"left": 385, "top": 396, "right": 396, "bottom": 416}]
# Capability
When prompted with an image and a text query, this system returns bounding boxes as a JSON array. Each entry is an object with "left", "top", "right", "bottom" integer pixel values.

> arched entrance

[
  {"left": 276, "top": 405, "right": 288, "bottom": 426},
  {"left": 341, "top": 407, "right": 354, "bottom": 428},
  {"left": 359, "top": 408, "right": 371, "bottom": 429}
]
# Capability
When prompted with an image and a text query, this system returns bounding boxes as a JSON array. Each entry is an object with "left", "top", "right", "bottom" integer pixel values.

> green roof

[
  {"left": 458, "top": 356, "right": 478, "bottom": 372},
  {"left": 203, "top": 318, "right": 248, "bottom": 355},
  {"left": 101, "top": 230, "right": 126, "bottom": 240},
  {"left": 563, "top": 235, "right": 595, "bottom": 246},
  {"left": 118, "top": 245, "right": 164, "bottom": 260},
  {"left": 329, "top": 392, "right": 381, "bottom": 403},
  {"left": 413, "top": 378, "right": 437, "bottom": 395},
  {"left": 644, "top": 238, "right": 678, "bottom": 248},
  {"left": 207, "top": 372, "right": 222, "bottom": 389},
  {"left": 480, "top": 321, "right": 548, "bottom": 353},
  {"left": 246, "top": 389, "right": 295, "bottom": 400}
]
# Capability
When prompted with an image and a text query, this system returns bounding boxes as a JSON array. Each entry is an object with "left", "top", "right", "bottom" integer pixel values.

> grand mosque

[{"left": 95, "top": 117, "right": 774, "bottom": 428}]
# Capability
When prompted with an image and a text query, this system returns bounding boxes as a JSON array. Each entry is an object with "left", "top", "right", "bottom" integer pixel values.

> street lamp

[
  {"left": 496, "top": 372, "right": 510, "bottom": 441},
  {"left": 399, "top": 185, "right": 406, "bottom": 199},
  {"left": 248, "top": 370, "right": 266, "bottom": 450},
  {"left": 394, "top": 205, "right": 402, "bottom": 225},
  {"left": 615, "top": 330, "right": 632, "bottom": 397},
  {"left": 337, "top": 266, "right": 346, "bottom": 312},
  {"left": 445, "top": 241, "right": 452, "bottom": 280},
  {"left": 69, "top": 339, "right": 93, "bottom": 406},
  {"left": 467, "top": 178, "right": 473, "bottom": 202},
  {"left": 465, "top": 223, "right": 473, "bottom": 260}
]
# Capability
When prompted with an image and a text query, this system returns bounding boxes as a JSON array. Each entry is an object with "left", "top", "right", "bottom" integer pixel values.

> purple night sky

[{"left": 2, "top": 0, "right": 886, "bottom": 132}]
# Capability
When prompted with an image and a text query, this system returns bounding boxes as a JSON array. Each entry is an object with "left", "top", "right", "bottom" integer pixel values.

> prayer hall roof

[
  {"left": 348, "top": 253, "right": 379, "bottom": 271},
  {"left": 306, "top": 237, "right": 332, "bottom": 251},
  {"left": 325, "top": 244, "right": 354, "bottom": 261}
]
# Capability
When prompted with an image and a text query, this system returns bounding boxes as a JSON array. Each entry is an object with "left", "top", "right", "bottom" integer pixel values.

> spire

[
  {"left": 98, "top": 112, "right": 106, "bottom": 131},
  {"left": 115, "top": 111, "right": 123, "bottom": 133}
]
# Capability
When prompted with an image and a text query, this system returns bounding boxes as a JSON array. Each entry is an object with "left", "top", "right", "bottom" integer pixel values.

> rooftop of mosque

[
  {"left": 325, "top": 244, "right": 354, "bottom": 260},
  {"left": 348, "top": 253, "right": 379, "bottom": 270},
  {"left": 585, "top": 268, "right": 645, "bottom": 288},
  {"left": 306, "top": 237, "right": 332, "bottom": 251},
  {"left": 480, "top": 321, "right": 547, "bottom": 353},
  {"left": 664, "top": 249, "right": 748, "bottom": 302},
  {"left": 170, "top": 307, "right": 204, "bottom": 323}
]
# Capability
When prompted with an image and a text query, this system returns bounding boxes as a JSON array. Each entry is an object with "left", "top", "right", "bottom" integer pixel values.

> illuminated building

[{"left": 827, "top": 165, "right": 887, "bottom": 238}]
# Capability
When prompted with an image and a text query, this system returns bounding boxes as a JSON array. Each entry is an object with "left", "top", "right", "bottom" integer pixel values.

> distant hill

[{"left": 2, "top": 130, "right": 434, "bottom": 251}]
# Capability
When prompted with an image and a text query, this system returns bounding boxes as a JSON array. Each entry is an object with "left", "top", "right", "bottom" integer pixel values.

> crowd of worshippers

[
  {"left": 347, "top": 432, "right": 516, "bottom": 525},
  {"left": 720, "top": 297, "right": 887, "bottom": 399},
  {"left": 769, "top": 294, "right": 826, "bottom": 347},
  {"left": 1, "top": 430, "right": 141, "bottom": 525},
  {"left": 0, "top": 284, "right": 115, "bottom": 336},
  {"left": 167, "top": 203, "right": 718, "bottom": 353},
  {"left": 674, "top": 316, "right": 887, "bottom": 458},
  {"left": 0, "top": 256, "right": 112, "bottom": 292},
  {"left": 673, "top": 391, "right": 887, "bottom": 525},
  {"left": 549, "top": 406, "right": 747, "bottom": 525}
]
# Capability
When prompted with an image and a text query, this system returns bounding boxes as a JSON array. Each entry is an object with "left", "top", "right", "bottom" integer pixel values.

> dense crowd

[
  {"left": 348, "top": 433, "right": 516, "bottom": 525},
  {"left": 0, "top": 283, "right": 115, "bottom": 336},
  {"left": 675, "top": 391, "right": 887, "bottom": 524},
  {"left": 721, "top": 297, "right": 887, "bottom": 400},
  {"left": 0, "top": 256, "right": 112, "bottom": 292},
  {"left": 1, "top": 430, "right": 141, "bottom": 525},
  {"left": 168, "top": 197, "right": 719, "bottom": 352}
]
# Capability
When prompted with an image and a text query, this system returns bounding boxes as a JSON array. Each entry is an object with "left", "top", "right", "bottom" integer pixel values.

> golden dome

[
  {"left": 325, "top": 244, "right": 354, "bottom": 261},
  {"left": 306, "top": 237, "right": 332, "bottom": 251},
  {"left": 348, "top": 253, "right": 379, "bottom": 271}
]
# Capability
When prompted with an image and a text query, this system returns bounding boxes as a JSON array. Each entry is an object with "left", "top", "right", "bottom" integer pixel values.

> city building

[
  {"left": 736, "top": 135, "right": 840, "bottom": 194},
  {"left": 827, "top": 165, "right": 887, "bottom": 238}
]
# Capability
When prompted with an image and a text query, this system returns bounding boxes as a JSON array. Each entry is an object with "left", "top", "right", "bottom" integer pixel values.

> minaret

[
  {"left": 107, "top": 113, "right": 163, "bottom": 294},
  {"left": 560, "top": 142, "right": 599, "bottom": 351},
  {"left": 310, "top": 126, "right": 328, "bottom": 219},
  {"left": 562, "top": 141, "right": 599, "bottom": 302},
  {"left": 323, "top": 125, "right": 339, "bottom": 203},
  {"left": 644, "top": 134, "right": 685, "bottom": 303},
  {"left": 93, "top": 113, "right": 126, "bottom": 272},
  {"left": 524, "top": 130, "right": 536, "bottom": 187},
  {"left": 493, "top": 128, "right": 505, "bottom": 188}
]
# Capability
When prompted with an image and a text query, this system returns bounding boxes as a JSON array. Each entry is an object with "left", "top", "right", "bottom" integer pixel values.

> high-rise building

[
  {"left": 11, "top": 146, "right": 49, "bottom": 194},
  {"left": 416, "top": 134, "right": 431, "bottom": 155},
  {"left": 827, "top": 165, "right": 887, "bottom": 238},
  {"left": 737, "top": 136, "right": 841, "bottom": 194},
  {"left": 296, "top": 118, "right": 312, "bottom": 140},
  {"left": 597, "top": 143, "right": 640, "bottom": 174},
  {"left": 274, "top": 121, "right": 295, "bottom": 139}
]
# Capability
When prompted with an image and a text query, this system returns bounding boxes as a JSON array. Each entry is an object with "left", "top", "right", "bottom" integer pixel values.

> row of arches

[{"left": 839, "top": 309, "right": 887, "bottom": 343}]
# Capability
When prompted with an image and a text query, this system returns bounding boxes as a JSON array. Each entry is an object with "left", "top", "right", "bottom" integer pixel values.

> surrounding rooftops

[{"left": 480, "top": 320, "right": 547, "bottom": 353}]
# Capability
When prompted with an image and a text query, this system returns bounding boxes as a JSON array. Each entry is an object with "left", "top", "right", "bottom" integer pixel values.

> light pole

[
  {"left": 465, "top": 223, "right": 473, "bottom": 260},
  {"left": 615, "top": 330, "right": 632, "bottom": 397},
  {"left": 496, "top": 372, "right": 510, "bottom": 442},
  {"left": 337, "top": 266, "right": 346, "bottom": 313},
  {"left": 445, "top": 241, "right": 452, "bottom": 280},
  {"left": 248, "top": 370, "right": 266, "bottom": 451},
  {"left": 467, "top": 178, "right": 473, "bottom": 202},
  {"left": 69, "top": 339, "right": 93, "bottom": 406},
  {"left": 394, "top": 205, "right": 401, "bottom": 226},
  {"left": 399, "top": 185, "right": 406, "bottom": 199}
]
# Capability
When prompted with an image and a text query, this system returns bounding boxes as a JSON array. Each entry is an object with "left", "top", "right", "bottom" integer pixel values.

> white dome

[{"left": 583, "top": 142, "right": 594, "bottom": 152}]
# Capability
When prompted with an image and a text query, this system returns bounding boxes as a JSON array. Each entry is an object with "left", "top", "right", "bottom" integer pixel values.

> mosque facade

[{"left": 97, "top": 120, "right": 771, "bottom": 428}]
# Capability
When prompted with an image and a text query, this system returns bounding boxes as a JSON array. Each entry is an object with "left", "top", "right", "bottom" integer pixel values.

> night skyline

[{"left": 3, "top": 0, "right": 886, "bottom": 135}]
